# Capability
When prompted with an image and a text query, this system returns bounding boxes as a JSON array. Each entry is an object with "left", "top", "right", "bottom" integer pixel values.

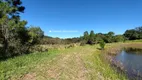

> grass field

[{"left": 0, "top": 43, "right": 128, "bottom": 80}]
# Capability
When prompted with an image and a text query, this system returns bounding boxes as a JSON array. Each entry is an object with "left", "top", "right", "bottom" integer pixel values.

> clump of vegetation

[
  {"left": 124, "top": 26, "right": 142, "bottom": 40},
  {"left": 0, "top": 0, "right": 44, "bottom": 59},
  {"left": 80, "top": 41, "right": 86, "bottom": 46},
  {"left": 65, "top": 44, "right": 77, "bottom": 48},
  {"left": 29, "top": 45, "right": 48, "bottom": 53},
  {"left": 99, "top": 40, "right": 105, "bottom": 50}
]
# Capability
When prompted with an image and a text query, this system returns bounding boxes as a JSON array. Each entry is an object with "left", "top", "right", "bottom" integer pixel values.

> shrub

[
  {"left": 80, "top": 41, "right": 86, "bottom": 46},
  {"left": 29, "top": 45, "right": 48, "bottom": 53},
  {"left": 87, "top": 40, "right": 94, "bottom": 45},
  {"left": 99, "top": 40, "right": 105, "bottom": 50}
]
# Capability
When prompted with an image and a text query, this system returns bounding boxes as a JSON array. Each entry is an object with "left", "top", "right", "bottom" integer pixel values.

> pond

[{"left": 115, "top": 50, "right": 142, "bottom": 79}]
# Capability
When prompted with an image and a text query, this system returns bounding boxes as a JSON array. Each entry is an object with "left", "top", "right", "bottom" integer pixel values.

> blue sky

[{"left": 21, "top": 0, "right": 142, "bottom": 38}]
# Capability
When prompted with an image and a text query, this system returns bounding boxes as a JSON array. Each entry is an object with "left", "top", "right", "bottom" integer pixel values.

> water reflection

[{"left": 115, "top": 50, "right": 142, "bottom": 78}]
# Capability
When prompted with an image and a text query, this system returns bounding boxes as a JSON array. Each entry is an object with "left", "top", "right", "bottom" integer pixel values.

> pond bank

[{"left": 102, "top": 43, "right": 142, "bottom": 80}]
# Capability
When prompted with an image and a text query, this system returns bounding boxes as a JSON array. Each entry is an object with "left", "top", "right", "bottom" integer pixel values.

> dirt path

[{"left": 43, "top": 52, "right": 89, "bottom": 80}]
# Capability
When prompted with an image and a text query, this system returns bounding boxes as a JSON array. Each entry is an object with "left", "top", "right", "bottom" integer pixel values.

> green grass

[
  {"left": 81, "top": 45, "right": 127, "bottom": 80},
  {"left": 0, "top": 50, "right": 60, "bottom": 80},
  {"left": 0, "top": 44, "right": 127, "bottom": 80},
  {"left": 125, "top": 39, "right": 142, "bottom": 43}
]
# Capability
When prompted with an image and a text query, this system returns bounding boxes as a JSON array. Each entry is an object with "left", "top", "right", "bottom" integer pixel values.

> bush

[
  {"left": 99, "top": 40, "right": 105, "bottom": 50},
  {"left": 87, "top": 40, "right": 94, "bottom": 45},
  {"left": 80, "top": 41, "right": 86, "bottom": 46},
  {"left": 29, "top": 45, "right": 48, "bottom": 53}
]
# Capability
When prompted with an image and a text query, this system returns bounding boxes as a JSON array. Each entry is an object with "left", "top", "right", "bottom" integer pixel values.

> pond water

[{"left": 115, "top": 50, "right": 142, "bottom": 78}]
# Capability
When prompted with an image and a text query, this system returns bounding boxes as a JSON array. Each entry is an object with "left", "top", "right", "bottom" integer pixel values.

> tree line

[
  {"left": 40, "top": 26, "right": 142, "bottom": 46},
  {"left": 0, "top": 0, "right": 44, "bottom": 59},
  {"left": 81, "top": 31, "right": 125, "bottom": 45},
  {"left": 81, "top": 26, "right": 142, "bottom": 45},
  {"left": 40, "top": 36, "right": 81, "bottom": 45}
]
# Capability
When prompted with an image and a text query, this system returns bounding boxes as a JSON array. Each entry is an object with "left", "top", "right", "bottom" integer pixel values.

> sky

[{"left": 21, "top": 0, "right": 142, "bottom": 38}]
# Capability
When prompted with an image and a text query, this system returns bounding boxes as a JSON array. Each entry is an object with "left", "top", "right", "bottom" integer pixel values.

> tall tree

[
  {"left": 89, "top": 30, "right": 95, "bottom": 41},
  {"left": 0, "top": 0, "right": 26, "bottom": 57},
  {"left": 106, "top": 31, "right": 115, "bottom": 43},
  {"left": 124, "top": 29, "right": 139, "bottom": 40},
  {"left": 83, "top": 31, "right": 89, "bottom": 41},
  {"left": 108, "top": 31, "right": 115, "bottom": 36},
  {"left": 87, "top": 30, "right": 95, "bottom": 44}
]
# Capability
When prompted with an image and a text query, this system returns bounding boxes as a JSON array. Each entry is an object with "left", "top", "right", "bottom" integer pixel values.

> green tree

[
  {"left": 114, "top": 35, "right": 125, "bottom": 42},
  {"left": 0, "top": 0, "right": 26, "bottom": 57},
  {"left": 108, "top": 31, "right": 115, "bottom": 36},
  {"left": 83, "top": 31, "right": 89, "bottom": 41},
  {"left": 124, "top": 29, "right": 139, "bottom": 40},
  {"left": 135, "top": 27, "right": 142, "bottom": 33},
  {"left": 0, "top": 0, "right": 44, "bottom": 58},
  {"left": 89, "top": 30, "right": 95, "bottom": 41},
  {"left": 28, "top": 26, "right": 44, "bottom": 44},
  {"left": 124, "top": 27, "right": 142, "bottom": 40},
  {"left": 95, "top": 33, "right": 104, "bottom": 43},
  {"left": 87, "top": 30, "right": 95, "bottom": 44},
  {"left": 106, "top": 31, "right": 115, "bottom": 43},
  {"left": 135, "top": 26, "right": 142, "bottom": 39}
]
